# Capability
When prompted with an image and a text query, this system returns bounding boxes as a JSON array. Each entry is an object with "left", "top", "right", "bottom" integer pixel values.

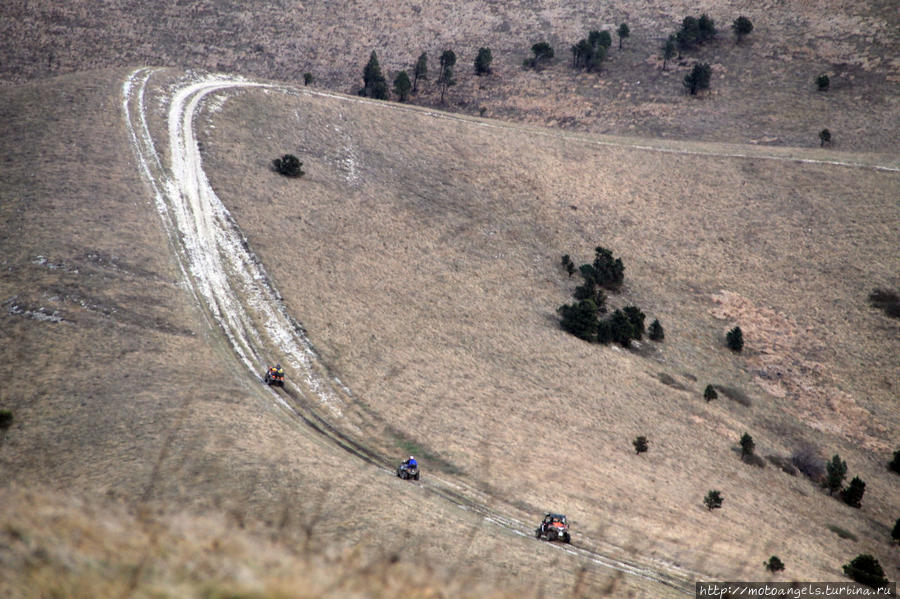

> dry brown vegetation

[
  {"left": 1, "top": 1, "right": 899, "bottom": 594},
  {"left": 1, "top": 0, "right": 898, "bottom": 152}
]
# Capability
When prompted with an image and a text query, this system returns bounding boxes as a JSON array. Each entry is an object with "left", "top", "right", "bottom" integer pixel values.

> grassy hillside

[
  {"left": 0, "top": 70, "right": 692, "bottom": 598},
  {"left": 187, "top": 71, "right": 899, "bottom": 583},
  {"left": 2, "top": 0, "right": 898, "bottom": 152}
]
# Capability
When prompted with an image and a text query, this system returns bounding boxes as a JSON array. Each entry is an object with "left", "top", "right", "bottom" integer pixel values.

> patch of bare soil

[{"left": 710, "top": 290, "right": 889, "bottom": 451}]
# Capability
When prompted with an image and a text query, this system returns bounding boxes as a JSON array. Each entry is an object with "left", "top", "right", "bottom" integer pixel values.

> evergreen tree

[
  {"left": 362, "top": 50, "right": 388, "bottom": 99},
  {"left": 843, "top": 555, "right": 889, "bottom": 589},
  {"left": 819, "top": 128, "right": 832, "bottom": 147},
  {"left": 592, "top": 246, "right": 624, "bottom": 289},
  {"left": 891, "top": 518, "right": 900, "bottom": 544},
  {"left": 530, "top": 41, "right": 554, "bottom": 68},
  {"left": 561, "top": 254, "right": 576, "bottom": 277},
  {"left": 765, "top": 556, "right": 785, "bottom": 573},
  {"left": 732, "top": 16, "right": 753, "bottom": 44},
  {"left": 648, "top": 319, "right": 664, "bottom": 341},
  {"left": 684, "top": 62, "right": 712, "bottom": 95},
  {"left": 677, "top": 17, "right": 700, "bottom": 52},
  {"left": 740, "top": 432, "right": 755, "bottom": 459},
  {"left": 633, "top": 435, "right": 649, "bottom": 454},
  {"left": 662, "top": 35, "right": 677, "bottom": 70},
  {"left": 704, "top": 385, "right": 718, "bottom": 402},
  {"left": 704, "top": 490, "right": 723, "bottom": 510},
  {"left": 272, "top": 154, "right": 304, "bottom": 177},
  {"left": 726, "top": 326, "right": 743, "bottom": 351},
  {"left": 558, "top": 299, "right": 599, "bottom": 341},
  {"left": 698, "top": 14, "right": 717, "bottom": 43},
  {"left": 303, "top": 72, "right": 314, "bottom": 85},
  {"left": 438, "top": 49, "right": 456, "bottom": 83},
  {"left": 889, "top": 449, "right": 900, "bottom": 474},
  {"left": 393, "top": 70, "right": 412, "bottom": 101},
  {"left": 474, "top": 47, "right": 493, "bottom": 75},
  {"left": 841, "top": 476, "right": 866, "bottom": 508},
  {"left": 825, "top": 454, "right": 847, "bottom": 495},
  {"left": 438, "top": 65, "right": 456, "bottom": 103},
  {"left": 617, "top": 23, "right": 630, "bottom": 49},
  {"left": 816, "top": 73, "right": 830, "bottom": 91},
  {"left": 610, "top": 309, "right": 636, "bottom": 347},
  {"left": 413, "top": 52, "right": 428, "bottom": 93},
  {"left": 623, "top": 306, "right": 646, "bottom": 340}
]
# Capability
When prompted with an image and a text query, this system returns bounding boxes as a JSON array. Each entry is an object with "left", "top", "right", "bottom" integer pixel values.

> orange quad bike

[
  {"left": 264, "top": 366, "right": 285, "bottom": 387},
  {"left": 535, "top": 513, "right": 571, "bottom": 543}
]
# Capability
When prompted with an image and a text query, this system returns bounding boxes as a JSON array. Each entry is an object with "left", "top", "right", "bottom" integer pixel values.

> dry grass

[
  {"left": 194, "top": 73, "right": 899, "bottom": 583},
  {"left": 1, "top": 0, "right": 898, "bottom": 152}
]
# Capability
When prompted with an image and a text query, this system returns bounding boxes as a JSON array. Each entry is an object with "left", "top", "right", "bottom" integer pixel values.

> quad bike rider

[
  {"left": 264, "top": 363, "right": 285, "bottom": 387},
  {"left": 397, "top": 455, "right": 420, "bottom": 480},
  {"left": 535, "top": 513, "right": 571, "bottom": 543}
]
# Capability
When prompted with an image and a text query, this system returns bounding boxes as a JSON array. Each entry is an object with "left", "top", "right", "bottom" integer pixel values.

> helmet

[
  {"left": 409, "top": 456, "right": 415, "bottom": 461},
  {"left": 276, "top": 363, "right": 281, "bottom": 369}
]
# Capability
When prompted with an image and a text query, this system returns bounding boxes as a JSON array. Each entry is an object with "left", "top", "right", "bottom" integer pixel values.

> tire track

[{"left": 125, "top": 66, "right": 795, "bottom": 594}]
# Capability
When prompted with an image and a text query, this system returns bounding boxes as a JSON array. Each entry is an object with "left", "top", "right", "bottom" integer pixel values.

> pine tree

[
  {"left": 726, "top": 326, "right": 743, "bottom": 352},
  {"left": 843, "top": 555, "right": 888, "bottom": 589},
  {"left": 475, "top": 47, "right": 493, "bottom": 75},
  {"left": 704, "top": 490, "right": 723, "bottom": 510},
  {"left": 362, "top": 50, "right": 388, "bottom": 99},
  {"left": 393, "top": 71, "right": 412, "bottom": 101},
  {"left": 413, "top": 52, "right": 428, "bottom": 93},
  {"left": 824, "top": 454, "right": 847, "bottom": 495},
  {"left": 662, "top": 35, "right": 676, "bottom": 70},
  {"left": 765, "top": 556, "right": 785, "bottom": 573},
  {"left": 740, "top": 432, "right": 755, "bottom": 459},
  {"left": 732, "top": 16, "right": 753, "bottom": 44},
  {"left": 891, "top": 518, "right": 900, "bottom": 544},
  {"left": 684, "top": 62, "right": 712, "bottom": 95},
  {"left": 704, "top": 385, "right": 718, "bottom": 402},
  {"left": 648, "top": 319, "right": 664, "bottom": 341},
  {"left": 841, "top": 476, "right": 866, "bottom": 508},
  {"left": 633, "top": 436, "right": 649, "bottom": 454},
  {"left": 617, "top": 23, "right": 630, "bottom": 49}
]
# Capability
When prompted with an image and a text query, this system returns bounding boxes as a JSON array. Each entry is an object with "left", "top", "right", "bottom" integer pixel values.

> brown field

[
  {"left": 1, "top": 0, "right": 898, "bottom": 152},
  {"left": 2, "top": 0, "right": 899, "bottom": 594}
]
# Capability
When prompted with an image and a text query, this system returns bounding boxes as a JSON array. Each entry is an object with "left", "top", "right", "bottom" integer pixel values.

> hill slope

[
  {"left": 1, "top": 67, "right": 898, "bottom": 595},
  {"left": 2, "top": 0, "right": 898, "bottom": 152}
]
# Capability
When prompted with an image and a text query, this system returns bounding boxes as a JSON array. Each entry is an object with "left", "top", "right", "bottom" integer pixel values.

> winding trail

[{"left": 122, "top": 67, "right": 896, "bottom": 595}]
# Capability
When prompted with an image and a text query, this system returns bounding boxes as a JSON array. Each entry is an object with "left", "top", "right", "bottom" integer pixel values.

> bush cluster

[
  {"left": 558, "top": 247, "right": 657, "bottom": 348},
  {"left": 273, "top": 154, "right": 304, "bottom": 177}
]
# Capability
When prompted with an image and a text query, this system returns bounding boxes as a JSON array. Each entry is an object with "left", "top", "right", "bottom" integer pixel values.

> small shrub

[
  {"left": 633, "top": 436, "right": 649, "bottom": 454},
  {"left": 827, "top": 524, "right": 858, "bottom": 541},
  {"left": 841, "top": 476, "right": 865, "bottom": 508},
  {"left": 765, "top": 556, "right": 785, "bottom": 573},
  {"left": 842, "top": 554, "right": 888, "bottom": 589},
  {"left": 648, "top": 319, "right": 664, "bottom": 341},
  {"left": 816, "top": 74, "right": 830, "bottom": 91},
  {"left": 623, "top": 306, "right": 646, "bottom": 341},
  {"left": 703, "top": 385, "right": 718, "bottom": 402},
  {"left": 819, "top": 128, "right": 832, "bottom": 147},
  {"left": 715, "top": 385, "right": 752, "bottom": 407},
  {"left": 303, "top": 72, "right": 314, "bottom": 85},
  {"left": 703, "top": 490, "right": 723, "bottom": 511},
  {"left": 824, "top": 454, "right": 848, "bottom": 496},
  {"left": 726, "top": 326, "right": 743, "bottom": 352},
  {"left": 0, "top": 409, "right": 12, "bottom": 429},
  {"left": 869, "top": 289, "right": 900, "bottom": 319},
  {"left": 891, "top": 518, "right": 900, "bottom": 544},
  {"left": 792, "top": 443, "right": 825, "bottom": 480},
  {"left": 765, "top": 455, "right": 798, "bottom": 476},
  {"left": 740, "top": 432, "right": 755, "bottom": 459},
  {"left": 273, "top": 154, "right": 305, "bottom": 177},
  {"left": 657, "top": 373, "right": 688, "bottom": 391},
  {"left": 890, "top": 449, "right": 900, "bottom": 474}
]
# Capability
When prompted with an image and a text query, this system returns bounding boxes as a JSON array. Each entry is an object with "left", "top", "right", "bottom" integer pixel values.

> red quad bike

[
  {"left": 264, "top": 365, "right": 285, "bottom": 388},
  {"left": 535, "top": 513, "right": 571, "bottom": 543}
]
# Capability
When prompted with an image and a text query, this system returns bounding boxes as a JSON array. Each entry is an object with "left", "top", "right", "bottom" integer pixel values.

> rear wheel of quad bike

[
  {"left": 413, "top": 472, "right": 419, "bottom": 480},
  {"left": 535, "top": 529, "right": 542, "bottom": 539}
]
